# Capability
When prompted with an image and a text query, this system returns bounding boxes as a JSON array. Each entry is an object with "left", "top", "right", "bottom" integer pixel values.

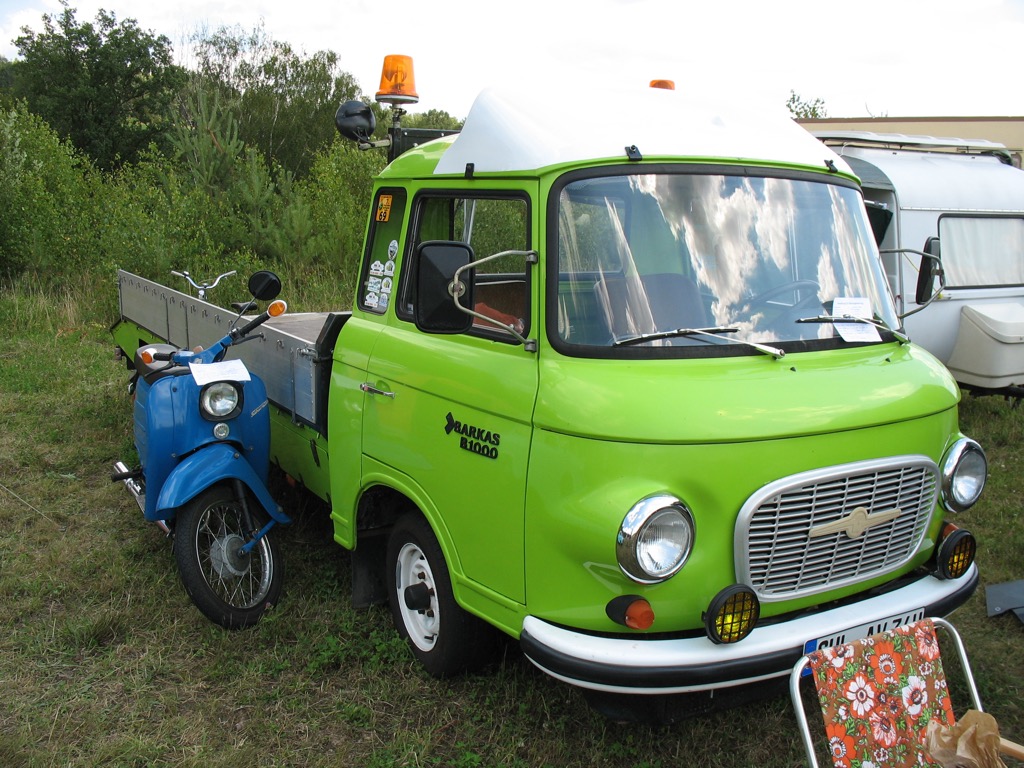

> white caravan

[{"left": 815, "top": 131, "right": 1024, "bottom": 398}]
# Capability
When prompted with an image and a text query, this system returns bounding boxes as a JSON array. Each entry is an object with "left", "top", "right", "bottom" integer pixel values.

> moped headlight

[
  {"left": 200, "top": 381, "right": 241, "bottom": 421},
  {"left": 940, "top": 438, "right": 987, "bottom": 513},
  {"left": 616, "top": 494, "right": 695, "bottom": 584}
]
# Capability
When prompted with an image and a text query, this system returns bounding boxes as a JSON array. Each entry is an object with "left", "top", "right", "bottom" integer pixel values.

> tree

[
  {"left": 188, "top": 22, "right": 361, "bottom": 177},
  {"left": 0, "top": 56, "right": 15, "bottom": 101},
  {"left": 786, "top": 90, "right": 828, "bottom": 119},
  {"left": 12, "top": 1, "right": 186, "bottom": 170},
  {"left": 402, "top": 109, "right": 463, "bottom": 132}
]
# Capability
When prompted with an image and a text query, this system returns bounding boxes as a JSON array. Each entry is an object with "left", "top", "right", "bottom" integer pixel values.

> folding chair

[{"left": 791, "top": 617, "right": 1024, "bottom": 767}]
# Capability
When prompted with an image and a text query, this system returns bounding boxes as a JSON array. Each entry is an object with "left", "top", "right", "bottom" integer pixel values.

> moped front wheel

[{"left": 173, "top": 484, "right": 283, "bottom": 629}]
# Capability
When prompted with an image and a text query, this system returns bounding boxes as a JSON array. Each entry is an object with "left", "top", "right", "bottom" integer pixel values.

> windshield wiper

[
  {"left": 613, "top": 326, "right": 786, "bottom": 359},
  {"left": 796, "top": 314, "right": 910, "bottom": 344}
]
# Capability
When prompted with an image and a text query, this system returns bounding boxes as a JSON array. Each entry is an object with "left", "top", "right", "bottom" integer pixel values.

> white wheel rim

[{"left": 396, "top": 541, "right": 439, "bottom": 652}]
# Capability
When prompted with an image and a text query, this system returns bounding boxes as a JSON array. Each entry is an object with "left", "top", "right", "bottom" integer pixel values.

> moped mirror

[
  {"left": 414, "top": 242, "right": 474, "bottom": 334},
  {"left": 248, "top": 271, "right": 282, "bottom": 302}
]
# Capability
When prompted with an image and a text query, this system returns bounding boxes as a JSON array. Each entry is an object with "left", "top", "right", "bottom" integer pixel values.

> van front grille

[{"left": 736, "top": 457, "right": 937, "bottom": 601}]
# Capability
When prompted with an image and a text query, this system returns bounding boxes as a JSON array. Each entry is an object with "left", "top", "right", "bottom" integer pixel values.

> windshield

[
  {"left": 938, "top": 215, "right": 1024, "bottom": 287},
  {"left": 553, "top": 170, "right": 898, "bottom": 355}
]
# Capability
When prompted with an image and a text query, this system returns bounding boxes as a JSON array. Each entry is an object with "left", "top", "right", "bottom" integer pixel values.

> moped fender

[{"left": 155, "top": 443, "right": 291, "bottom": 525}]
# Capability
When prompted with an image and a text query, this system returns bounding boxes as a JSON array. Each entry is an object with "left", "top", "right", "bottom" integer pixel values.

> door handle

[{"left": 360, "top": 382, "right": 395, "bottom": 398}]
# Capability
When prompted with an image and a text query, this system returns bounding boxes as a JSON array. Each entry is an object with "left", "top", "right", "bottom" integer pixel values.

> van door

[{"left": 360, "top": 190, "right": 538, "bottom": 604}]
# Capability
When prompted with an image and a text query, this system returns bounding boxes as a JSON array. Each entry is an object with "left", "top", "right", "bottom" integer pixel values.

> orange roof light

[
  {"left": 376, "top": 54, "right": 419, "bottom": 105},
  {"left": 650, "top": 79, "right": 675, "bottom": 90}
]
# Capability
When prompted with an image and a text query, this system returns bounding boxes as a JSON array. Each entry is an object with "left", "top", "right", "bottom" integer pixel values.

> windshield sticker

[
  {"left": 445, "top": 412, "right": 500, "bottom": 459},
  {"left": 832, "top": 297, "right": 881, "bottom": 342},
  {"left": 376, "top": 194, "right": 393, "bottom": 222}
]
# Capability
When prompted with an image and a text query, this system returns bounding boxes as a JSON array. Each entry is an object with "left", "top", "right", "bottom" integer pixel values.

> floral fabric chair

[{"left": 790, "top": 617, "right": 1023, "bottom": 768}]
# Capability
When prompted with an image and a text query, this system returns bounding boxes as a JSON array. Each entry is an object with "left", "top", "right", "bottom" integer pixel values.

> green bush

[
  {"left": 0, "top": 102, "right": 102, "bottom": 281},
  {"left": 297, "top": 139, "right": 384, "bottom": 271},
  {"left": 1, "top": 91, "right": 387, "bottom": 319}
]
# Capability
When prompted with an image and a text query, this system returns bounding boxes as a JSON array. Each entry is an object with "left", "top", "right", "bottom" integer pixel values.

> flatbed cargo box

[{"left": 116, "top": 270, "right": 347, "bottom": 436}]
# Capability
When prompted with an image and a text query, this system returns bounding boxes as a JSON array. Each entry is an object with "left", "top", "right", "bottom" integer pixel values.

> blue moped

[{"left": 112, "top": 270, "right": 290, "bottom": 628}]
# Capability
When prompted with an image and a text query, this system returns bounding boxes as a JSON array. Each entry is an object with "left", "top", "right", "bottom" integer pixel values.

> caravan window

[{"left": 939, "top": 215, "right": 1024, "bottom": 288}]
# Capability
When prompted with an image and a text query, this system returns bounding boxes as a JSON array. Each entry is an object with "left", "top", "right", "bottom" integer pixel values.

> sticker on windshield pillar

[
  {"left": 376, "top": 194, "right": 393, "bottom": 222},
  {"left": 365, "top": 260, "right": 394, "bottom": 312},
  {"left": 445, "top": 412, "right": 500, "bottom": 459},
  {"left": 832, "top": 297, "right": 881, "bottom": 343}
]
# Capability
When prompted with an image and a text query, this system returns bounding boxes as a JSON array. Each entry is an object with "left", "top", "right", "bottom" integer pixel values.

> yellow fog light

[
  {"left": 704, "top": 585, "right": 760, "bottom": 644},
  {"left": 936, "top": 522, "right": 976, "bottom": 580}
]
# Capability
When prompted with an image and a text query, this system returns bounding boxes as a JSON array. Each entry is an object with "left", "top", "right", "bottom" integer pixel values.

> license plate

[{"left": 802, "top": 607, "right": 925, "bottom": 663}]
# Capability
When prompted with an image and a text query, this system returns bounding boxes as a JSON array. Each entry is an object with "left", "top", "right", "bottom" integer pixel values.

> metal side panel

[
  {"left": 118, "top": 272, "right": 171, "bottom": 341},
  {"left": 116, "top": 270, "right": 335, "bottom": 431}
]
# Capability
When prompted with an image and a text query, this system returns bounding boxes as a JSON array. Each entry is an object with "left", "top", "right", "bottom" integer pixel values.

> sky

[{"left": 2, "top": 0, "right": 1024, "bottom": 121}]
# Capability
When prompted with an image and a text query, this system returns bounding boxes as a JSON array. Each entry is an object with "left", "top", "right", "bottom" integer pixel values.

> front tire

[
  {"left": 386, "top": 513, "right": 496, "bottom": 677},
  {"left": 174, "top": 484, "right": 283, "bottom": 629}
]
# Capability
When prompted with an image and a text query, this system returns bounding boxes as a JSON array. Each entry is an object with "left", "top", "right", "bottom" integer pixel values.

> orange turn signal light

[
  {"left": 140, "top": 349, "right": 154, "bottom": 365},
  {"left": 625, "top": 599, "right": 655, "bottom": 630},
  {"left": 376, "top": 54, "right": 419, "bottom": 105},
  {"left": 650, "top": 79, "right": 675, "bottom": 90},
  {"left": 268, "top": 299, "right": 287, "bottom": 318},
  {"left": 606, "top": 595, "right": 655, "bottom": 630}
]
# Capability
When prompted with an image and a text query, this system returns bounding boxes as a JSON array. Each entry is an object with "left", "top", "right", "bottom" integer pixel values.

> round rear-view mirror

[{"left": 248, "top": 271, "right": 282, "bottom": 301}]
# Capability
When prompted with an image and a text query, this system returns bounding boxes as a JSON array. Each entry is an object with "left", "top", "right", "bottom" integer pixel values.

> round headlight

[
  {"left": 941, "top": 438, "right": 987, "bottom": 513},
  {"left": 617, "top": 495, "right": 695, "bottom": 584},
  {"left": 201, "top": 381, "right": 241, "bottom": 420}
]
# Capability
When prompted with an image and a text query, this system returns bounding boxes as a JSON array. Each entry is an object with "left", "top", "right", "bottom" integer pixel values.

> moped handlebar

[
  {"left": 231, "top": 300, "right": 288, "bottom": 341},
  {"left": 171, "top": 270, "right": 237, "bottom": 300}
]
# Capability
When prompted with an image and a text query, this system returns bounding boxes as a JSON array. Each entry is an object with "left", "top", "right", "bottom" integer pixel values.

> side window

[
  {"left": 402, "top": 193, "right": 531, "bottom": 338},
  {"left": 359, "top": 189, "right": 407, "bottom": 314},
  {"left": 938, "top": 215, "right": 1024, "bottom": 287}
]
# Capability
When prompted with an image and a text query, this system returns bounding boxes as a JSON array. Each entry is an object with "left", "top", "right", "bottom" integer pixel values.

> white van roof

[{"left": 433, "top": 87, "right": 849, "bottom": 175}]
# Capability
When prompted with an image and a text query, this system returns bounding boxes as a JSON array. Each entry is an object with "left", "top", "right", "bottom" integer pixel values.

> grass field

[{"left": 1, "top": 282, "right": 1022, "bottom": 767}]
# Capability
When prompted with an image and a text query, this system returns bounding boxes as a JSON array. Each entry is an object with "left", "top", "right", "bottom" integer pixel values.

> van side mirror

[
  {"left": 915, "top": 237, "right": 944, "bottom": 305},
  {"left": 414, "top": 242, "right": 475, "bottom": 334},
  {"left": 335, "top": 100, "right": 376, "bottom": 144}
]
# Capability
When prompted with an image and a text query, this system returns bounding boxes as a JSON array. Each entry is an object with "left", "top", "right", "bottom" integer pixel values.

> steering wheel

[{"left": 744, "top": 280, "right": 820, "bottom": 312}]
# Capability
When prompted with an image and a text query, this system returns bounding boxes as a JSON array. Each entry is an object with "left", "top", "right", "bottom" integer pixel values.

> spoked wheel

[
  {"left": 386, "top": 513, "right": 497, "bottom": 677},
  {"left": 173, "top": 484, "right": 283, "bottom": 629}
]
